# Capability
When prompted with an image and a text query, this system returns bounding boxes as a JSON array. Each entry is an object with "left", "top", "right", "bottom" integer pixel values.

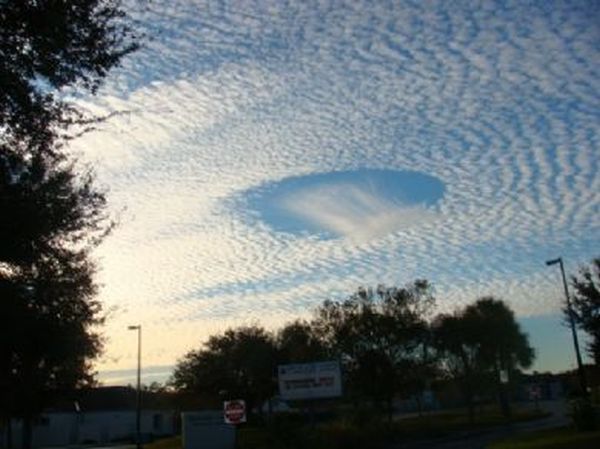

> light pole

[
  {"left": 545, "top": 257, "right": 588, "bottom": 396},
  {"left": 128, "top": 325, "right": 142, "bottom": 449}
]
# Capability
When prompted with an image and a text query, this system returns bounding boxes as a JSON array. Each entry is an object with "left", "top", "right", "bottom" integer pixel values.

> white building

[{"left": 3, "top": 409, "right": 176, "bottom": 448}]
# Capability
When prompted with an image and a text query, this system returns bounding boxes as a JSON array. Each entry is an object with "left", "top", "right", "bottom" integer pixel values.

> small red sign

[
  {"left": 224, "top": 399, "right": 246, "bottom": 424},
  {"left": 529, "top": 385, "right": 542, "bottom": 400}
]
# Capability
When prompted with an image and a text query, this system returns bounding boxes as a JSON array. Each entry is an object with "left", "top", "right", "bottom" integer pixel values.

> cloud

[
  {"left": 97, "top": 365, "right": 174, "bottom": 386},
  {"left": 60, "top": 0, "right": 600, "bottom": 376},
  {"left": 280, "top": 183, "right": 439, "bottom": 242}
]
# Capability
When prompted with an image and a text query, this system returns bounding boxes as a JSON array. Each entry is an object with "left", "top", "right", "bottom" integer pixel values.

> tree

[
  {"left": 0, "top": 148, "right": 110, "bottom": 272},
  {"left": 277, "top": 320, "right": 327, "bottom": 364},
  {"left": 463, "top": 297, "right": 534, "bottom": 373},
  {"left": 433, "top": 312, "right": 490, "bottom": 423},
  {"left": 0, "top": 0, "right": 139, "bottom": 144},
  {"left": 0, "top": 145, "right": 111, "bottom": 448},
  {"left": 314, "top": 281, "right": 436, "bottom": 419},
  {"left": 170, "top": 326, "right": 278, "bottom": 417},
  {"left": 466, "top": 298, "right": 534, "bottom": 418},
  {"left": 568, "top": 258, "right": 600, "bottom": 365},
  {"left": 0, "top": 2, "right": 138, "bottom": 447},
  {"left": 433, "top": 298, "right": 534, "bottom": 420}
]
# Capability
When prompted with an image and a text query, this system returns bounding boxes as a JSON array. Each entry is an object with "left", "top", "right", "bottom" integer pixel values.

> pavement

[{"left": 390, "top": 400, "right": 569, "bottom": 449}]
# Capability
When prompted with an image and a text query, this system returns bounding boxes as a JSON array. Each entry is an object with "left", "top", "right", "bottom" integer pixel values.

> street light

[
  {"left": 128, "top": 325, "right": 142, "bottom": 449},
  {"left": 545, "top": 257, "right": 588, "bottom": 396}
]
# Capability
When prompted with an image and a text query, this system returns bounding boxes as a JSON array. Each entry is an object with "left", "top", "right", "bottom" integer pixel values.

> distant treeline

[{"left": 169, "top": 280, "right": 534, "bottom": 422}]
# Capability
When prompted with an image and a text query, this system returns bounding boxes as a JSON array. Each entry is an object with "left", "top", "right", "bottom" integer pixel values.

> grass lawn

[
  {"left": 395, "top": 407, "right": 549, "bottom": 438},
  {"left": 487, "top": 427, "right": 600, "bottom": 449},
  {"left": 144, "top": 436, "right": 181, "bottom": 449}
]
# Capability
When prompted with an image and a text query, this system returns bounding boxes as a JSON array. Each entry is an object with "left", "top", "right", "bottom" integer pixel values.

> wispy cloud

[
  {"left": 281, "top": 183, "right": 439, "bottom": 242},
  {"left": 97, "top": 365, "right": 174, "bottom": 386}
]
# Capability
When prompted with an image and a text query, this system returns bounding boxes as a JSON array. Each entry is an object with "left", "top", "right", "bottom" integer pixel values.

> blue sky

[{"left": 66, "top": 0, "right": 599, "bottom": 385}]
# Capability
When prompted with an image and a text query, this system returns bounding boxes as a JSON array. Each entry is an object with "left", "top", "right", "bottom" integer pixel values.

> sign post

[
  {"left": 528, "top": 384, "right": 541, "bottom": 410},
  {"left": 223, "top": 400, "right": 246, "bottom": 425}
]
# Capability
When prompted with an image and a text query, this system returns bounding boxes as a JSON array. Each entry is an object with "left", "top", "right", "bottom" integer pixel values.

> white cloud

[
  {"left": 59, "top": 0, "right": 600, "bottom": 376},
  {"left": 280, "top": 183, "right": 439, "bottom": 242}
]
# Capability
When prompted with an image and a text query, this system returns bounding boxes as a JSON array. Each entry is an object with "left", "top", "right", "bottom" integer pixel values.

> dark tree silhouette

[
  {"left": 0, "top": 0, "right": 139, "bottom": 144},
  {"left": 0, "top": 2, "right": 138, "bottom": 447},
  {"left": 0, "top": 149, "right": 110, "bottom": 269},
  {"left": 0, "top": 138, "right": 111, "bottom": 449},
  {"left": 0, "top": 144, "right": 113, "bottom": 449},
  {"left": 433, "top": 312, "right": 489, "bottom": 423},
  {"left": 465, "top": 298, "right": 534, "bottom": 418},
  {"left": 170, "top": 326, "right": 278, "bottom": 417},
  {"left": 277, "top": 320, "right": 327, "bottom": 364},
  {"left": 434, "top": 297, "right": 534, "bottom": 420},
  {"left": 314, "top": 281, "right": 436, "bottom": 420},
  {"left": 568, "top": 258, "right": 600, "bottom": 365}
]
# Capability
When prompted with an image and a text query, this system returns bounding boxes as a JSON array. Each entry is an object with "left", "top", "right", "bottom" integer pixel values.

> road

[{"left": 391, "top": 400, "right": 568, "bottom": 449}]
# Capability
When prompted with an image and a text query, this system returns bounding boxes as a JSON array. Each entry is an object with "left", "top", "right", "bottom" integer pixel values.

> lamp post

[
  {"left": 128, "top": 325, "right": 142, "bottom": 449},
  {"left": 545, "top": 257, "right": 588, "bottom": 396}
]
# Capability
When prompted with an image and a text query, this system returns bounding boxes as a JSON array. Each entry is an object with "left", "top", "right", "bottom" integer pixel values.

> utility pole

[
  {"left": 128, "top": 325, "right": 142, "bottom": 449},
  {"left": 546, "top": 257, "right": 588, "bottom": 396}
]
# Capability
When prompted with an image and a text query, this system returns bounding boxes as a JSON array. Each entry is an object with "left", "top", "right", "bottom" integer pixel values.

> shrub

[{"left": 570, "top": 398, "right": 598, "bottom": 431}]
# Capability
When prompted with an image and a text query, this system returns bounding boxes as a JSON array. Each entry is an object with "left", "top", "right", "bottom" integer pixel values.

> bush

[
  {"left": 344, "top": 403, "right": 378, "bottom": 428},
  {"left": 570, "top": 398, "right": 598, "bottom": 431}
]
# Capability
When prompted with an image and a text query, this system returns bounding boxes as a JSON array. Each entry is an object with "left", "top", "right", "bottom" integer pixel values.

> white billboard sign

[{"left": 278, "top": 361, "right": 342, "bottom": 400}]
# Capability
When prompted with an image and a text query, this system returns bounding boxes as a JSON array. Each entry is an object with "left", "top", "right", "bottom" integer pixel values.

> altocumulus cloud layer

[{"left": 68, "top": 0, "right": 600, "bottom": 373}]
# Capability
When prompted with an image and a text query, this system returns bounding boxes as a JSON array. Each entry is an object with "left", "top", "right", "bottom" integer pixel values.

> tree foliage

[
  {"left": 169, "top": 286, "right": 536, "bottom": 424},
  {"left": 277, "top": 320, "right": 327, "bottom": 364},
  {"left": 314, "top": 281, "right": 436, "bottom": 408},
  {"left": 433, "top": 297, "right": 534, "bottom": 420},
  {"left": 433, "top": 312, "right": 483, "bottom": 421},
  {"left": 569, "top": 258, "right": 600, "bottom": 365},
  {"left": 0, "top": 150, "right": 108, "bottom": 416},
  {"left": 0, "top": 149, "right": 110, "bottom": 269},
  {"left": 0, "top": 1, "right": 139, "bottom": 441},
  {"left": 0, "top": 0, "right": 139, "bottom": 143},
  {"left": 463, "top": 297, "right": 534, "bottom": 373},
  {"left": 170, "top": 326, "right": 278, "bottom": 415}
]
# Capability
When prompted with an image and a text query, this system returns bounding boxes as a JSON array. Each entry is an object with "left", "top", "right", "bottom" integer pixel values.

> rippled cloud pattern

[{"left": 70, "top": 0, "right": 600, "bottom": 373}]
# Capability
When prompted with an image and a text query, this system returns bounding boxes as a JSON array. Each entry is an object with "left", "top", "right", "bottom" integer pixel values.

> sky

[{"left": 65, "top": 0, "right": 599, "bottom": 386}]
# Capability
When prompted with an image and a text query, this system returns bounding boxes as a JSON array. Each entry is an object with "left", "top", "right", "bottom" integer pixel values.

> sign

[
  {"left": 278, "top": 361, "right": 342, "bottom": 400},
  {"left": 223, "top": 400, "right": 246, "bottom": 424},
  {"left": 528, "top": 384, "right": 542, "bottom": 400},
  {"left": 182, "top": 411, "right": 235, "bottom": 449}
]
